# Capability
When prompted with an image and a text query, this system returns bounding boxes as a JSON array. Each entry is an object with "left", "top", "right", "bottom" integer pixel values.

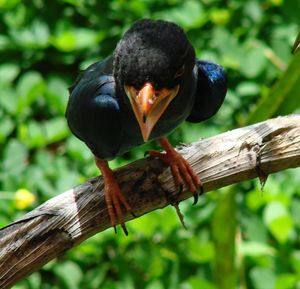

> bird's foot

[
  {"left": 95, "top": 158, "right": 134, "bottom": 235},
  {"left": 103, "top": 180, "right": 133, "bottom": 235},
  {"left": 148, "top": 138, "right": 203, "bottom": 204}
]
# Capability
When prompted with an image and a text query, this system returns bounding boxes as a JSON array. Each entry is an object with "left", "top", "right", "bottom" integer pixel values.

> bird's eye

[{"left": 174, "top": 65, "right": 185, "bottom": 78}]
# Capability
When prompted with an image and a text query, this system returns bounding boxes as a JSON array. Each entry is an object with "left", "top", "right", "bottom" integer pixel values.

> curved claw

[
  {"left": 121, "top": 224, "right": 129, "bottom": 236},
  {"left": 155, "top": 138, "right": 203, "bottom": 205},
  {"left": 131, "top": 212, "right": 137, "bottom": 218},
  {"left": 198, "top": 185, "right": 204, "bottom": 196},
  {"left": 177, "top": 184, "right": 183, "bottom": 195},
  {"left": 95, "top": 158, "right": 132, "bottom": 236},
  {"left": 192, "top": 193, "right": 198, "bottom": 205}
]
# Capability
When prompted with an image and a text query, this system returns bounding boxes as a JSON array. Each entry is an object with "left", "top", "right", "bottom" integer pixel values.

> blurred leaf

[
  {"left": 145, "top": 280, "right": 164, "bottom": 289},
  {"left": 0, "top": 115, "right": 14, "bottom": 143},
  {"left": 246, "top": 189, "right": 265, "bottom": 210},
  {"left": 62, "top": 0, "right": 82, "bottom": 6},
  {"left": 0, "top": 34, "right": 10, "bottom": 50},
  {"left": 51, "top": 28, "right": 101, "bottom": 52},
  {"left": 242, "top": 215, "right": 268, "bottom": 243},
  {"left": 18, "top": 117, "right": 69, "bottom": 148},
  {"left": 2, "top": 139, "right": 27, "bottom": 173},
  {"left": 51, "top": 30, "right": 76, "bottom": 52},
  {"left": 236, "top": 82, "right": 260, "bottom": 98},
  {"left": 240, "top": 44, "right": 267, "bottom": 78},
  {"left": 250, "top": 268, "right": 276, "bottom": 289},
  {"left": 291, "top": 251, "right": 300, "bottom": 274},
  {"left": 246, "top": 51, "right": 300, "bottom": 124},
  {"left": 65, "top": 137, "right": 91, "bottom": 162},
  {"left": 131, "top": 207, "right": 179, "bottom": 237},
  {"left": 44, "top": 117, "right": 69, "bottom": 143},
  {"left": 3, "top": 3, "right": 26, "bottom": 28},
  {"left": 154, "top": 1, "right": 206, "bottom": 29},
  {"left": 19, "top": 121, "right": 45, "bottom": 148},
  {"left": 263, "top": 202, "right": 293, "bottom": 243},
  {"left": 243, "top": 0, "right": 263, "bottom": 22},
  {"left": 16, "top": 71, "right": 45, "bottom": 115},
  {"left": 54, "top": 261, "right": 82, "bottom": 289},
  {"left": 10, "top": 20, "right": 49, "bottom": 49},
  {"left": 0, "top": 0, "right": 20, "bottom": 9},
  {"left": 213, "top": 28, "right": 243, "bottom": 69},
  {"left": 240, "top": 241, "right": 275, "bottom": 257},
  {"left": 130, "top": 212, "right": 158, "bottom": 237},
  {"left": 0, "top": 63, "right": 20, "bottom": 84},
  {"left": 282, "top": 1, "right": 300, "bottom": 27},
  {"left": 275, "top": 274, "right": 297, "bottom": 289},
  {"left": 209, "top": 8, "right": 231, "bottom": 26},
  {"left": 81, "top": 264, "right": 109, "bottom": 288},
  {"left": 187, "top": 239, "right": 215, "bottom": 263},
  {"left": 188, "top": 276, "right": 216, "bottom": 289},
  {"left": 45, "top": 77, "right": 69, "bottom": 114},
  {"left": 0, "top": 87, "right": 18, "bottom": 115}
]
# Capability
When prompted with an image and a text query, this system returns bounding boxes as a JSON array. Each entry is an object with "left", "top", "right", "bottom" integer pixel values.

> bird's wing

[
  {"left": 186, "top": 60, "right": 227, "bottom": 123},
  {"left": 68, "top": 57, "right": 113, "bottom": 94},
  {"left": 66, "top": 58, "right": 122, "bottom": 160}
]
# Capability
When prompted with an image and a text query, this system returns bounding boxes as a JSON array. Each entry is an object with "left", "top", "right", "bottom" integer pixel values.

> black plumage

[
  {"left": 66, "top": 27, "right": 226, "bottom": 158},
  {"left": 66, "top": 19, "right": 227, "bottom": 234}
]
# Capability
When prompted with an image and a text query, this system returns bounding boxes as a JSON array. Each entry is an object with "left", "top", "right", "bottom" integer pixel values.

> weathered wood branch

[{"left": 1, "top": 114, "right": 300, "bottom": 288}]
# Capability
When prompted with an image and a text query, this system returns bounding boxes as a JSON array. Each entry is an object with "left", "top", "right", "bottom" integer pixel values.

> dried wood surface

[{"left": 1, "top": 114, "right": 300, "bottom": 288}]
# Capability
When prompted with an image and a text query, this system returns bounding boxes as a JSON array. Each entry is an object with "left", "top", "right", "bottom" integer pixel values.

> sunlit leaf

[
  {"left": 263, "top": 202, "right": 294, "bottom": 243},
  {"left": 188, "top": 277, "right": 216, "bottom": 289},
  {"left": 187, "top": 239, "right": 215, "bottom": 263},
  {"left": 240, "top": 241, "right": 275, "bottom": 257},
  {"left": 291, "top": 251, "right": 300, "bottom": 274},
  {"left": 145, "top": 280, "right": 164, "bottom": 289},
  {"left": 275, "top": 274, "right": 297, "bottom": 289}
]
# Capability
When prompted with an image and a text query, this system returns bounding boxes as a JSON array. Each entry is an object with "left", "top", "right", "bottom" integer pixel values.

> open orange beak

[{"left": 124, "top": 82, "right": 179, "bottom": 142}]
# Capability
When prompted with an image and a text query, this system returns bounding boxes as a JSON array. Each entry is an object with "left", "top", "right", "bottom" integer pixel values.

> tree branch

[{"left": 1, "top": 114, "right": 300, "bottom": 288}]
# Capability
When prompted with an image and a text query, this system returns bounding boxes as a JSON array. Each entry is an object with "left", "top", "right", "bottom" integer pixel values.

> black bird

[{"left": 66, "top": 19, "right": 227, "bottom": 234}]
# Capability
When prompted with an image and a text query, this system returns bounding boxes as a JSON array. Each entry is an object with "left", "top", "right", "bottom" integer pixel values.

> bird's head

[{"left": 113, "top": 19, "right": 195, "bottom": 142}]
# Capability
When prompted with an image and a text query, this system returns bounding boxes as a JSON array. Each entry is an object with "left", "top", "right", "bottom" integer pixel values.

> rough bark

[{"left": 1, "top": 114, "right": 300, "bottom": 288}]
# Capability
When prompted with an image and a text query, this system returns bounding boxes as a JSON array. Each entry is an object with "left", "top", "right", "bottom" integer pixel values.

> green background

[{"left": 0, "top": 0, "right": 300, "bottom": 288}]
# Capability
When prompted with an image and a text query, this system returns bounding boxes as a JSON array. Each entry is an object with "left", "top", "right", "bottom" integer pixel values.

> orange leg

[
  {"left": 148, "top": 137, "right": 203, "bottom": 204},
  {"left": 95, "top": 158, "right": 133, "bottom": 235}
]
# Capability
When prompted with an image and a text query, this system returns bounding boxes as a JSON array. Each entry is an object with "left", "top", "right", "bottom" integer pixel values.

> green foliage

[
  {"left": 0, "top": 0, "right": 299, "bottom": 288},
  {"left": 246, "top": 51, "right": 300, "bottom": 124}
]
